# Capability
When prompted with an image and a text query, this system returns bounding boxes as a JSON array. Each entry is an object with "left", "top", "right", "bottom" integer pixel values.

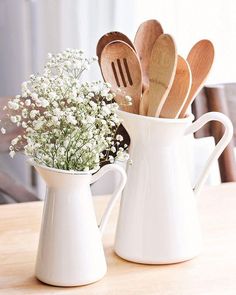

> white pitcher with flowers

[{"left": 1, "top": 49, "right": 127, "bottom": 286}]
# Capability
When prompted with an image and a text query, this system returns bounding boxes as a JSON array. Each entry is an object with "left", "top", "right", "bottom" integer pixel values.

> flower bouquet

[{"left": 1, "top": 49, "right": 128, "bottom": 171}]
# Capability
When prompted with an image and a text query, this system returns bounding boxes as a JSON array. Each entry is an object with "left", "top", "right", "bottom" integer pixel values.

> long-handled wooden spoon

[
  {"left": 96, "top": 31, "right": 135, "bottom": 64},
  {"left": 134, "top": 19, "right": 163, "bottom": 91},
  {"left": 146, "top": 34, "right": 177, "bottom": 117},
  {"left": 139, "top": 88, "right": 149, "bottom": 116},
  {"left": 179, "top": 39, "right": 215, "bottom": 118},
  {"left": 159, "top": 55, "right": 192, "bottom": 118},
  {"left": 100, "top": 40, "right": 142, "bottom": 114}
]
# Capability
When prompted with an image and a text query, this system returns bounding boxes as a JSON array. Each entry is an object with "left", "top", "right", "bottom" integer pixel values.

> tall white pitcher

[
  {"left": 115, "top": 110, "right": 233, "bottom": 264},
  {"left": 34, "top": 163, "right": 126, "bottom": 286}
]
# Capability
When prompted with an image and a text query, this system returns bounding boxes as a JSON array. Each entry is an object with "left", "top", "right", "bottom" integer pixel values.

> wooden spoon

[
  {"left": 100, "top": 40, "right": 142, "bottom": 114},
  {"left": 96, "top": 31, "right": 135, "bottom": 64},
  {"left": 159, "top": 55, "right": 192, "bottom": 118},
  {"left": 139, "top": 88, "right": 149, "bottom": 116},
  {"left": 134, "top": 19, "right": 163, "bottom": 91},
  {"left": 147, "top": 34, "right": 177, "bottom": 117},
  {"left": 179, "top": 39, "right": 215, "bottom": 118}
]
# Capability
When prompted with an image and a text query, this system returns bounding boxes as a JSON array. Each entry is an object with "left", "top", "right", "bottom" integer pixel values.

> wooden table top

[{"left": 1, "top": 183, "right": 236, "bottom": 294}]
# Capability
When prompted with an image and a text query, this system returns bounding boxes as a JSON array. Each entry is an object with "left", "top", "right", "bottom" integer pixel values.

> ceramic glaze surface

[
  {"left": 115, "top": 110, "right": 233, "bottom": 264},
  {"left": 35, "top": 164, "right": 126, "bottom": 286}
]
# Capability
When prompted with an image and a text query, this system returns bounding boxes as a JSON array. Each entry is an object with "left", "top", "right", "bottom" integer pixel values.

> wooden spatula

[
  {"left": 179, "top": 39, "right": 215, "bottom": 118},
  {"left": 134, "top": 19, "right": 163, "bottom": 91},
  {"left": 96, "top": 31, "right": 135, "bottom": 64},
  {"left": 147, "top": 34, "right": 177, "bottom": 117},
  {"left": 159, "top": 55, "right": 192, "bottom": 118},
  {"left": 100, "top": 40, "right": 142, "bottom": 114}
]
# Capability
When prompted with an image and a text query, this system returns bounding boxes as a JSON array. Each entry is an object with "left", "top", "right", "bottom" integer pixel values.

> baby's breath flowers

[{"left": 1, "top": 49, "right": 128, "bottom": 171}]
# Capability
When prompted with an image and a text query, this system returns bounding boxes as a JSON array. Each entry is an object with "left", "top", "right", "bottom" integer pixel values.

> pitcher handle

[
  {"left": 185, "top": 112, "right": 233, "bottom": 195},
  {"left": 91, "top": 164, "right": 127, "bottom": 235}
]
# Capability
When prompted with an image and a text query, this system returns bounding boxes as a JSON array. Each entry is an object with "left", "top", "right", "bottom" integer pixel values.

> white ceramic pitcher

[
  {"left": 115, "top": 110, "right": 233, "bottom": 264},
  {"left": 34, "top": 163, "right": 126, "bottom": 286}
]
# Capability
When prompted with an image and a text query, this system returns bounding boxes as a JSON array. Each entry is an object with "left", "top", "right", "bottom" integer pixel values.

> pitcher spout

[{"left": 33, "top": 162, "right": 94, "bottom": 188}]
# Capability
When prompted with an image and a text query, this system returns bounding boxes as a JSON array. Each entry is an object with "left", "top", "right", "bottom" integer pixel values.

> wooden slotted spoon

[
  {"left": 179, "top": 39, "right": 215, "bottom": 118},
  {"left": 159, "top": 55, "right": 192, "bottom": 118},
  {"left": 100, "top": 40, "right": 142, "bottom": 114},
  {"left": 146, "top": 34, "right": 177, "bottom": 117},
  {"left": 134, "top": 19, "right": 163, "bottom": 91},
  {"left": 96, "top": 31, "right": 135, "bottom": 64}
]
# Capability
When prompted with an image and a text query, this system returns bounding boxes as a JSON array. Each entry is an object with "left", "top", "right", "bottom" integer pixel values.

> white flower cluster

[{"left": 1, "top": 49, "right": 128, "bottom": 171}]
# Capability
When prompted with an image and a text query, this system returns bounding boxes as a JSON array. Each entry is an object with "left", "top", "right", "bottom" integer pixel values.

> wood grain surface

[
  {"left": 147, "top": 34, "right": 177, "bottom": 117},
  {"left": 1, "top": 184, "right": 236, "bottom": 294},
  {"left": 205, "top": 85, "right": 236, "bottom": 182},
  {"left": 160, "top": 55, "right": 191, "bottom": 118},
  {"left": 134, "top": 19, "right": 163, "bottom": 90},
  {"left": 179, "top": 40, "right": 214, "bottom": 117}
]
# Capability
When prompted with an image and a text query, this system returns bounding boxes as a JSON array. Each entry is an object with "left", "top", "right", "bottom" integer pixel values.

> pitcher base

[
  {"left": 35, "top": 270, "right": 106, "bottom": 287},
  {"left": 115, "top": 249, "right": 201, "bottom": 265}
]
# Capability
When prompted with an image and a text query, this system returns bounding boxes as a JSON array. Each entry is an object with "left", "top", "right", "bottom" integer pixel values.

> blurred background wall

[
  {"left": 1, "top": 0, "right": 235, "bottom": 197},
  {"left": 1, "top": 0, "right": 236, "bottom": 97},
  {"left": 0, "top": 0, "right": 136, "bottom": 96}
]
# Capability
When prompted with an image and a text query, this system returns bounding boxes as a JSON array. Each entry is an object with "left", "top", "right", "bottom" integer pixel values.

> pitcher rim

[
  {"left": 117, "top": 109, "right": 194, "bottom": 123},
  {"left": 28, "top": 158, "right": 99, "bottom": 175}
]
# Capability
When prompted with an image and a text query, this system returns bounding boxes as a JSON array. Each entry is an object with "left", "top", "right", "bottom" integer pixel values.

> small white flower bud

[
  {"left": 9, "top": 151, "right": 16, "bottom": 158},
  {"left": 1, "top": 127, "right": 6, "bottom": 134}
]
